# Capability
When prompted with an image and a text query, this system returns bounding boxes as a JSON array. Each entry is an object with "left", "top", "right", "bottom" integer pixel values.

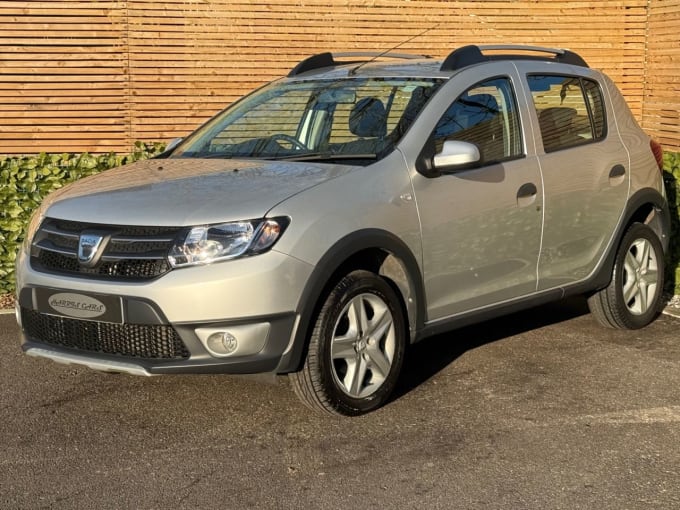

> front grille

[
  {"left": 36, "top": 250, "right": 171, "bottom": 279},
  {"left": 30, "top": 218, "right": 182, "bottom": 280},
  {"left": 21, "top": 308, "right": 190, "bottom": 360}
]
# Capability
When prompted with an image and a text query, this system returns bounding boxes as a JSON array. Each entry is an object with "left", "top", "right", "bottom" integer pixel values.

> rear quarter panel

[{"left": 604, "top": 74, "right": 664, "bottom": 196}]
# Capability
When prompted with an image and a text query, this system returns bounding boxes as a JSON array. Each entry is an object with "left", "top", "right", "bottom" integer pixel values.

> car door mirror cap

[{"left": 433, "top": 140, "right": 481, "bottom": 172}]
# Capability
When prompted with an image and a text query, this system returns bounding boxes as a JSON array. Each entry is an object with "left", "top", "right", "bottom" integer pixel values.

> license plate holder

[{"left": 35, "top": 288, "right": 123, "bottom": 324}]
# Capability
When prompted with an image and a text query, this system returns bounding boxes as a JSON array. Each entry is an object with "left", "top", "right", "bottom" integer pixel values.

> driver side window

[{"left": 433, "top": 77, "right": 523, "bottom": 164}]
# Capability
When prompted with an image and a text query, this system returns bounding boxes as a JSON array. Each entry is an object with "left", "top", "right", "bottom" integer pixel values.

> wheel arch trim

[
  {"left": 618, "top": 187, "right": 670, "bottom": 254},
  {"left": 588, "top": 187, "right": 670, "bottom": 292},
  {"left": 275, "top": 229, "right": 426, "bottom": 373}
]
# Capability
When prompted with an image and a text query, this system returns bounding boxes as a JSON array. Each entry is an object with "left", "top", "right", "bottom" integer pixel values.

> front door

[{"left": 412, "top": 76, "right": 544, "bottom": 321}]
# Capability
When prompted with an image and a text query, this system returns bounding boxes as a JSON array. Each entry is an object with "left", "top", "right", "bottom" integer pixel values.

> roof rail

[
  {"left": 288, "top": 51, "right": 429, "bottom": 77},
  {"left": 440, "top": 45, "right": 589, "bottom": 72}
]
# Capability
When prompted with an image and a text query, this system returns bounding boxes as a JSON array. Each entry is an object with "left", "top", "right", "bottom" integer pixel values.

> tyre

[
  {"left": 588, "top": 222, "right": 664, "bottom": 329},
  {"left": 290, "top": 270, "right": 407, "bottom": 416}
]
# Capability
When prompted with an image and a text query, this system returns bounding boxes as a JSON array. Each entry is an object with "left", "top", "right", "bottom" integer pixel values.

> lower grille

[{"left": 21, "top": 308, "right": 190, "bottom": 360}]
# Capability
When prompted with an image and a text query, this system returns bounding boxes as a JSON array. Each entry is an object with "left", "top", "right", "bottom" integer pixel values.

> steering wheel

[{"left": 269, "top": 133, "right": 308, "bottom": 151}]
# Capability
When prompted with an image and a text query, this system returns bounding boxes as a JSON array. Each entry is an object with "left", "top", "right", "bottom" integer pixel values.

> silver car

[{"left": 16, "top": 45, "right": 671, "bottom": 416}]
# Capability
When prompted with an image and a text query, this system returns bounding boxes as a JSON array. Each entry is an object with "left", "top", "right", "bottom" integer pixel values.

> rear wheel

[
  {"left": 290, "top": 270, "right": 406, "bottom": 416},
  {"left": 588, "top": 223, "right": 664, "bottom": 329}
]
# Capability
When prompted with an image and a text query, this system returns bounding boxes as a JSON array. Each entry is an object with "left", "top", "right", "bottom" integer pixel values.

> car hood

[{"left": 42, "top": 158, "right": 355, "bottom": 225}]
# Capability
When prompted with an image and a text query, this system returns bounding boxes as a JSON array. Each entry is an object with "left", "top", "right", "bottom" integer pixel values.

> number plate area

[{"left": 35, "top": 288, "right": 123, "bottom": 324}]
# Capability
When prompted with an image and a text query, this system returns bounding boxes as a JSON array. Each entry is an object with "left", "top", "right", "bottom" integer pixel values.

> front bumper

[
  {"left": 19, "top": 306, "right": 298, "bottom": 375},
  {"left": 16, "top": 248, "right": 312, "bottom": 375}
]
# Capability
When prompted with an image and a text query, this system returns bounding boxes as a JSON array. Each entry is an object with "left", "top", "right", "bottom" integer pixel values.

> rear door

[{"left": 519, "top": 65, "right": 629, "bottom": 289}]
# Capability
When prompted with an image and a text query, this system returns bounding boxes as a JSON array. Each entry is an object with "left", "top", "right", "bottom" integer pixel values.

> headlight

[{"left": 168, "top": 217, "right": 289, "bottom": 268}]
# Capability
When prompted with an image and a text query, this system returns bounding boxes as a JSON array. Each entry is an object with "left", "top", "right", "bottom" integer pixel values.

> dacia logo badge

[{"left": 78, "top": 233, "right": 104, "bottom": 266}]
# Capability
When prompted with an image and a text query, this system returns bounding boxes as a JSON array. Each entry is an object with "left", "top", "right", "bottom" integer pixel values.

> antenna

[{"left": 348, "top": 23, "right": 441, "bottom": 75}]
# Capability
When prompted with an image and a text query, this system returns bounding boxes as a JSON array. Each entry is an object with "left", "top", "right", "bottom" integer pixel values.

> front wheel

[
  {"left": 290, "top": 270, "right": 407, "bottom": 416},
  {"left": 588, "top": 222, "right": 664, "bottom": 329}
]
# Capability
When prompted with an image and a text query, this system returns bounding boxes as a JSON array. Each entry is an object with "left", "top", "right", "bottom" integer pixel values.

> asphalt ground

[{"left": 1, "top": 298, "right": 679, "bottom": 509}]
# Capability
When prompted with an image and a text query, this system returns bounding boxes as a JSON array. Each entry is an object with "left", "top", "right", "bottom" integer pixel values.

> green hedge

[
  {"left": 1, "top": 146, "right": 679, "bottom": 295},
  {"left": 664, "top": 151, "right": 680, "bottom": 295},
  {"left": 0, "top": 142, "right": 165, "bottom": 293}
]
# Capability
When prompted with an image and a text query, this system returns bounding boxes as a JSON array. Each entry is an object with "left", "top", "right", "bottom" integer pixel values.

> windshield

[{"left": 171, "top": 77, "right": 443, "bottom": 163}]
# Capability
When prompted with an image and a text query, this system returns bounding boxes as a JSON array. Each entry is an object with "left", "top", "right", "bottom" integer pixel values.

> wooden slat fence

[
  {"left": 642, "top": 0, "right": 680, "bottom": 149},
  {"left": 0, "top": 1, "right": 129, "bottom": 153},
  {"left": 0, "top": 0, "right": 678, "bottom": 154}
]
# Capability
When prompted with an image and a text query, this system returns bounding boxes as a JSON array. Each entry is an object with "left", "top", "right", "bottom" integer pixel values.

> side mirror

[{"left": 433, "top": 140, "right": 480, "bottom": 171}]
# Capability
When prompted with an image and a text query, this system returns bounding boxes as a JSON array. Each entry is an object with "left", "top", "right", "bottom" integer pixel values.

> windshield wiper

[
  {"left": 200, "top": 153, "right": 238, "bottom": 159},
  {"left": 179, "top": 152, "right": 378, "bottom": 162},
  {"left": 265, "top": 152, "right": 377, "bottom": 162}
]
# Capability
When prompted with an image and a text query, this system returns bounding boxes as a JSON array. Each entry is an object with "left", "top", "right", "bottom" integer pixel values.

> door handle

[
  {"left": 609, "top": 164, "right": 626, "bottom": 178},
  {"left": 609, "top": 164, "right": 626, "bottom": 186},
  {"left": 517, "top": 182, "right": 537, "bottom": 198},
  {"left": 516, "top": 182, "right": 538, "bottom": 207}
]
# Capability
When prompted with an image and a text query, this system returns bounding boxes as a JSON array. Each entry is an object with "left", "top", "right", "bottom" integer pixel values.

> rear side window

[{"left": 527, "top": 75, "right": 607, "bottom": 153}]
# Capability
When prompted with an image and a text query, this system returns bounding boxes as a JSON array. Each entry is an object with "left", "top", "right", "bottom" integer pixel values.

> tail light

[{"left": 650, "top": 139, "right": 664, "bottom": 172}]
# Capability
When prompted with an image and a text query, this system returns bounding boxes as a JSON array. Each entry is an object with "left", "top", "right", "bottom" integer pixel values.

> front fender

[{"left": 275, "top": 228, "right": 426, "bottom": 373}]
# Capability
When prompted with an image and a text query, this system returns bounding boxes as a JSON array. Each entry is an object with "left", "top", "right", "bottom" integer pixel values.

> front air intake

[{"left": 21, "top": 308, "right": 190, "bottom": 360}]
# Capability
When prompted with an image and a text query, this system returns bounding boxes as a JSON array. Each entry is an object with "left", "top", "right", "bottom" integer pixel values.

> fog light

[
  {"left": 207, "top": 331, "right": 238, "bottom": 355},
  {"left": 196, "top": 322, "right": 270, "bottom": 358}
]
